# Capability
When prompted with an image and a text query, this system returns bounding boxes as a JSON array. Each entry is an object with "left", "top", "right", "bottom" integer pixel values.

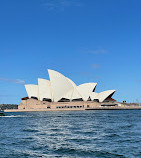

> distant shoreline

[{"left": 0, "top": 104, "right": 18, "bottom": 110}]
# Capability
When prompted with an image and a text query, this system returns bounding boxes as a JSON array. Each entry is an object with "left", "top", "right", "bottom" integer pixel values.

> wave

[{"left": 1, "top": 115, "right": 31, "bottom": 118}]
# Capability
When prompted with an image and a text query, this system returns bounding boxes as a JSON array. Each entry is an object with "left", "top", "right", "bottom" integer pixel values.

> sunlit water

[{"left": 0, "top": 110, "right": 141, "bottom": 158}]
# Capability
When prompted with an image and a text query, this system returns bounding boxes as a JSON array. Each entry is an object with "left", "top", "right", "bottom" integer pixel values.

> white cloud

[
  {"left": 43, "top": 0, "right": 83, "bottom": 11},
  {"left": 91, "top": 64, "right": 101, "bottom": 69},
  {"left": 0, "top": 77, "right": 25, "bottom": 85},
  {"left": 79, "top": 72, "right": 90, "bottom": 76}
]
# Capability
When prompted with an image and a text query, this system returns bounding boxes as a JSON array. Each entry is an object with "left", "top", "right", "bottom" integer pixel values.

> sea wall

[{"left": 4, "top": 99, "right": 141, "bottom": 112}]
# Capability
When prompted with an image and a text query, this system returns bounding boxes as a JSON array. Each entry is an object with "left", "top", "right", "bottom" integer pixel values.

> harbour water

[{"left": 0, "top": 110, "right": 141, "bottom": 158}]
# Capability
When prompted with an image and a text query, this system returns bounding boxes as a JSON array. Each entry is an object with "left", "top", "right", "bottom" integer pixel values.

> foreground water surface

[{"left": 0, "top": 110, "right": 141, "bottom": 158}]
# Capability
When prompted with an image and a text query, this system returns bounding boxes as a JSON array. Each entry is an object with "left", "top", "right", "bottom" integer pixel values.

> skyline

[{"left": 0, "top": 0, "right": 141, "bottom": 104}]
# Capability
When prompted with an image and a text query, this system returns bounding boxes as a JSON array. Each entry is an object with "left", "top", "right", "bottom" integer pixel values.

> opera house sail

[{"left": 19, "top": 69, "right": 117, "bottom": 110}]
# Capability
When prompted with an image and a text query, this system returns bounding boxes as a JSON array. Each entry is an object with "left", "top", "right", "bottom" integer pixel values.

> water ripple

[{"left": 0, "top": 110, "right": 141, "bottom": 157}]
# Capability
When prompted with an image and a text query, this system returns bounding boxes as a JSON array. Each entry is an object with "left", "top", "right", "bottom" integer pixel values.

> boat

[{"left": 0, "top": 110, "right": 5, "bottom": 116}]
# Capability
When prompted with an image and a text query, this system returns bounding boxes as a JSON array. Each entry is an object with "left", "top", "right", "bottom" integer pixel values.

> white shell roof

[
  {"left": 71, "top": 88, "right": 83, "bottom": 100},
  {"left": 24, "top": 69, "right": 116, "bottom": 102},
  {"left": 63, "top": 78, "right": 83, "bottom": 100},
  {"left": 38, "top": 78, "right": 52, "bottom": 101},
  {"left": 98, "top": 90, "right": 116, "bottom": 102},
  {"left": 90, "top": 92, "right": 99, "bottom": 100},
  {"left": 66, "top": 77, "right": 77, "bottom": 87},
  {"left": 77, "top": 83, "right": 97, "bottom": 101},
  {"left": 25, "top": 84, "right": 39, "bottom": 99},
  {"left": 48, "top": 69, "right": 74, "bottom": 102},
  {"left": 63, "top": 89, "right": 74, "bottom": 99}
]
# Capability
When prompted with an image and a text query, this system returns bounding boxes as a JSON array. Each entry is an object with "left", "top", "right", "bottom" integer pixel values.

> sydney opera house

[{"left": 19, "top": 69, "right": 117, "bottom": 110}]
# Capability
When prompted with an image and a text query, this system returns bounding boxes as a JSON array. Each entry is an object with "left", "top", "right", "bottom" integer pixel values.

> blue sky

[{"left": 0, "top": 0, "right": 141, "bottom": 104}]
